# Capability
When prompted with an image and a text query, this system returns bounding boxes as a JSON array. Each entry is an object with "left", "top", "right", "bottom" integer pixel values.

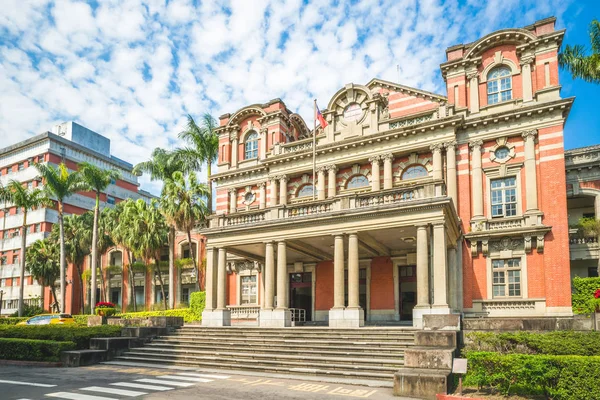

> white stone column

[
  {"left": 260, "top": 264, "right": 265, "bottom": 309},
  {"left": 415, "top": 225, "right": 430, "bottom": 308},
  {"left": 269, "top": 177, "right": 278, "bottom": 207},
  {"left": 259, "top": 127, "right": 268, "bottom": 160},
  {"left": 327, "top": 165, "right": 337, "bottom": 198},
  {"left": 264, "top": 242, "right": 275, "bottom": 309},
  {"left": 228, "top": 188, "right": 236, "bottom": 214},
  {"left": 445, "top": 141, "right": 458, "bottom": 207},
  {"left": 447, "top": 247, "right": 458, "bottom": 311},
  {"left": 595, "top": 195, "right": 600, "bottom": 221},
  {"left": 261, "top": 241, "right": 291, "bottom": 327},
  {"left": 333, "top": 234, "right": 344, "bottom": 309},
  {"left": 317, "top": 167, "right": 326, "bottom": 200},
  {"left": 470, "top": 140, "right": 484, "bottom": 218},
  {"left": 258, "top": 182, "right": 266, "bottom": 210},
  {"left": 522, "top": 130, "right": 539, "bottom": 212},
  {"left": 369, "top": 156, "right": 381, "bottom": 191},
  {"left": 345, "top": 233, "right": 364, "bottom": 327},
  {"left": 431, "top": 143, "right": 443, "bottom": 180},
  {"left": 279, "top": 175, "right": 288, "bottom": 206},
  {"left": 202, "top": 247, "right": 231, "bottom": 326},
  {"left": 432, "top": 223, "right": 449, "bottom": 310},
  {"left": 204, "top": 247, "right": 216, "bottom": 311},
  {"left": 231, "top": 134, "right": 238, "bottom": 168},
  {"left": 216, "top": 248, "right": 227, "bottom": 310},
  {"left": 521, "top": 56, "right": 534, "bottom": 102},
  {"left": 467, "top": 71, "right": 479, "bottom": 114},
  {"left": 382, "top": 153, "right": 394, "bottom": 190},
  {"left": 276, "top": 241, "right": 288, "bottom": 309}
]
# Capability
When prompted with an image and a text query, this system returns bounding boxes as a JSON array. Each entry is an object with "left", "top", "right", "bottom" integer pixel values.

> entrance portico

[{"left": 202, "top": 186, "right": 461, "bottom": 328}]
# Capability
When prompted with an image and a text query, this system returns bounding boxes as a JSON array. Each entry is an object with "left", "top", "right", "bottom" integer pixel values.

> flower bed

[{"left": 95, "top": 301, "right": 117, "bottom": 317}]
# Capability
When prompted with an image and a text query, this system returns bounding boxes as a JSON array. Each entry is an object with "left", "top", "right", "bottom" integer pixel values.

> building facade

[
  {"left": 0, "top": 122, "right": 153, "bottom": 315},
  {"left": 201, "top": 17, "right": 574, "bottom": 328}
]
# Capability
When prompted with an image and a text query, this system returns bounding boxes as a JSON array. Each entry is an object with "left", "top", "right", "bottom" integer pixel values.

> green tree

[
  {"left": 35, "top": 162, "right": 86, "bottom": 313},
  {"left": 26, "top": 238, "right": 60, "bottom": 313},
  {"left": 79, "top": 162, "right": 120, "bottom": 313},
  {"left": 176, "top": 114, "right": 219, "bottom": 214},
  {"left": 6, "top": 180, "right": 50, "bottom": 316},
  {"left": 162, "top": 171, "right": 209, "bottom": 292},
  {"left": 559, "top": 19, "right": 600, "bottom": 83}
]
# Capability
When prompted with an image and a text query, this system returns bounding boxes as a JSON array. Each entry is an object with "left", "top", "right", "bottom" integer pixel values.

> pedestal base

[
  {"left": 202, "top": 309, "right": 231, "bottom": 327},
  {"left": 328, "top": 308, "right": 364, "bottom": 328},
  {"left": 259, "top": 309, "right": 291, "bottom": 327},
  {"left": 412, "top": 305, "right": 431, "bottom": 329}
]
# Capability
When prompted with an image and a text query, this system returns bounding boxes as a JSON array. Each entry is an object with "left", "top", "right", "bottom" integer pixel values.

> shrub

[
  {"left": 95, "top": 302, "right": 117, "bottom": 317},
  {"left": 464, "top": 331, "right": 600, "bottom": 357},
  {"left": 73, "top": 315, "right": 91, "bottom": 327},
  {"left": 116, "top": 308, "right": 197, "bottom": 323},
  {"left": 11, "top": 303, "right": 45, "bottom": 317},
  {"left": 190, "top": 291, "right": 205, "bottom": 317},
  {"left": 0, "top": 317, "right": 28, "bottom": 325},
  {"left": 0, "top": 325, "right": 122, "bottom": 349},
  {"left": 572, "top": 277, "right": 600, "bottom": 314},
  {"left": 464, "top": 352, "right": 600, "bottom": 399},
  {"left": 0, "top": 338, "right": 76, "bottom": 362}
]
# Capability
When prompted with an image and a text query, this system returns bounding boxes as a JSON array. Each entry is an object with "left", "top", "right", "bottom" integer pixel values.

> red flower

[
  {"left": 95, "top": 301, "right": 115, "bottom": 308},
  {"left": 594, "top": 289, "right": 600, "bottom": 299}
]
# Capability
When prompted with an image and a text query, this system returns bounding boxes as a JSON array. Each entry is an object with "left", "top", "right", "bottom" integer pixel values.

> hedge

[
  {"left": 73, "top": 315, "right": 92, "bottom": 327},
  {"left": 0, "top": 325, "right": 122, "bottom": 349},
  {"left": 0, "top": 317, "right": 28, "bottom": 325},
  {"left": 464, "top": 352, "right": 600, "bottom": 399},
  {"left": 116, "top": 291, "right": 206, "bottom": 323},
  {"left": 572, "top": 276, "right": 600, "bottom": 314},
  {"left": 464, "top": 331, "right": 600, "bottom": 356},
  {"left": 0, "top": 337, "right": 76, "bottom": 362}
]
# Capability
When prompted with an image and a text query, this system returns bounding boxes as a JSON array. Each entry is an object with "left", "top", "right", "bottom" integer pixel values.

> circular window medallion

[
  {"left": 343, "top": 103, "right": 362, "bottom": 122},
  {"left": 494, "top": 146, "right": 510, "bottom": 160},
  {"left": 243, "top": 192, "right": 255, "bottom": 205}
]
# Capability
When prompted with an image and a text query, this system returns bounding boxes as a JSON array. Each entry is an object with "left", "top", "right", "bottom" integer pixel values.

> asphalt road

[{"left": 0, "top": 363, "right": 402, "bottom": 400}]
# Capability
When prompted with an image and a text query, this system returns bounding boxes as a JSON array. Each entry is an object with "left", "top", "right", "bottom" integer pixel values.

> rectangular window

[
  {"left": 241, "top": 275, "right": 257, "bottom": 304},
  {"left": 18, "top": 163, "right": 25, "bottom": 171},
  {"left": 492, "top": 258, "right": 521, "bottom": 298},
  {"left": 491, "top": 177, "right": 517, "bottom": 218},
  {"left": 182, "top": 288, "right": 190, "bottom": 304},
  {"left": 107, "top": 196, "right": 116, "bottom": 205},
  {"left": 6, "top": 167, "right": 12, "bottom": 175},
  {"left": 0, "top": 256, "right": 6, "bottom": 265},
  {"left": 35, "top": 224, "right": 41, "bottom": 233}
]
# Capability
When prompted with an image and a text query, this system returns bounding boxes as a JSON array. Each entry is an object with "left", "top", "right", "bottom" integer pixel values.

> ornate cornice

[
  {"left": 521, "top": 129, "right": 538, "bottom": 140},
  {"left": 227, "top": 260, "right": 262, "bottom": 273}
]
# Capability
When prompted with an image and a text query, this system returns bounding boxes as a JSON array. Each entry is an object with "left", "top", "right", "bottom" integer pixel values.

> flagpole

[{"left": 313, "top": 99, "right": 317, "bottom": 201}]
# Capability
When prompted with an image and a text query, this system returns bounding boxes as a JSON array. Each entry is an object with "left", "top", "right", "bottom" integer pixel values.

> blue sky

[{"left": 0, "top": 0, "right": 598, "bottom": 194}]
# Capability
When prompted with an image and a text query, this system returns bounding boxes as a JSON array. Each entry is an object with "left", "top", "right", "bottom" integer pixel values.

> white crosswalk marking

[
  {"left": 135, "top": 378, "right": 194, "bottom": 387},
  {"left": 158, "top": 374, "right": 213, "bottom": 383},
  {"left": 46, "top": 393, "right": 117, "bottom": 400},
  {"left": 175, "top": 372, "right": 230, "bottom": 379},
  {"left": 0, "top": 379, "right": 56, "bottom": 387},
  {"left": 81, "top": 386, "right": 147, "bottom": 397},
  {"left": 111, "top": 382, "right": 173, "bottom": 391}
]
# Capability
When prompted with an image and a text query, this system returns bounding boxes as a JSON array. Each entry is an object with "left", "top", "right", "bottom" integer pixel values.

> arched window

[
  {"left": 487, "top": 66, "right": 512, "bottom": 105},
  {"left": 245, "top": 132, "right": 258, "bottom": 159},
  {"left": 401, "top": 165, "right": 428, "bottom": 180},
  {"left": 297, "top": 184, "right": 314, "bottom": 198},
  {"left": 346, "top": 174, "right": 369, "bottom": 189}
]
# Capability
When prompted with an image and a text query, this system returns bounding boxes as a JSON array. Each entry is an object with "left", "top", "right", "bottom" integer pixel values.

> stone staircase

[{"left": 112, "top": 326, "right": 416, "bottom": 385}]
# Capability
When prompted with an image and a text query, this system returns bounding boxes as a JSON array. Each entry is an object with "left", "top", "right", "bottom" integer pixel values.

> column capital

[
  {"left": 415, "top": 223, "right": 429, "bottom": 230},
  {"left": 263, "top": 240, "right": 275, "bottom": 245},
  {"left": 259, "top": 127, "right": 268, "bottom": 135},
  {"left": 257, "top": 181, "right": 267, "bottom": 188},
  {"left": 276, "top": 239, "right": 287, "bottom": 244},
  {"left": 443, "top": 140, "right": 457, "bottom": 150},
  {"left": 332, "top": 233, "right": 345, "bottom": 239},
  {"left": 316, "top": 166, "right": 327, "bottom": 174},
  {"left": 466, "top": 70, "right": 478, "bottom": 80},
  {"left": 368, "top": 155, "right": 381, "bottom": 163},
  {"left": 229, "top": 131, "right": 239, "bottom": 142},
  {"left": 430, "top": 143, "right": 444, "bottom": 152},
  {"left": 380, "top": 153, "right": 394, "bottom": 161},
  {"left": 522, "top": 129, "right": 538, "bottom": 141},
  {"left": 432, "top": 221, "right": 446, "bottom": 228},
  {"left": 469, "top": 139, "right": 483, "bottom": 150},
  {"left": 325, "top": 164, "right": 338, "bottom": 172},
  {"left": 278, "top": 175, "right": 288, "bottom": 182},
  {"left": 227, "top": 187, "right": 237, "bottom": 194},
  {"left": 268, "top": 175, "right": 279, "bottom": 182},
  {"left": 520, "top": 55, "right": 535, "bottom": 66}
]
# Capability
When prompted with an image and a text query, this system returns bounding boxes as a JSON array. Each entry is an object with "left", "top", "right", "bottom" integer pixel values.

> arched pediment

[
  {"left": 290, "top": 113, "right": 310, "bottom": 139},
  {"left": 227, "top": 105, "right": 267, "bottom": 127},
  {"left": 463, "top": 28, "right": 537, "bottom": 59},
  {"left": 327, "top": 83, "right": 372, "bottom": 121}
]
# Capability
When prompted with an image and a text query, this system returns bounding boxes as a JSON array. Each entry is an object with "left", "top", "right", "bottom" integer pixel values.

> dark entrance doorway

[
  {"left": 289, "top": 272, "right": 312, "bottom": 321},
  {"left": 399, "top": 265, "right": 416, "bottom": 321}
]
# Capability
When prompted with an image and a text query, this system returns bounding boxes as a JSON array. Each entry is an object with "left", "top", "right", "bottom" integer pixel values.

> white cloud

[{"left": 0, "top": 0, "right": 574, "bottom": 195}]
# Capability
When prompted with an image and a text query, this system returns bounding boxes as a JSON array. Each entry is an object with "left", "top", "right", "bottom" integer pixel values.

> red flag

[{"left": 316, "top": 106, "right": 328, "bottom": 128}]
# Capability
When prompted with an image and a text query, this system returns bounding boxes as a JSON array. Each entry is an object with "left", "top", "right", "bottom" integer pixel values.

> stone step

[
  {"left": 145, "top": 341, "right": 407, "bottom": 357},
  {"left": 171, "top": 332, "right": 415, "bottom": 341},
  {"left": 128, "top": 347, "right": 404, "bottom": 366},
  {"left": 116, "top": 351, "right": 401, "bottom": 373},
  {"left": 158, "top": 335, "right": 413, "bottom": 347},
  {"left": 113, "top": 355, "right": 394, "bottom": 381},
  {"left": 177, "top": 327, "right": 415, "bottom": 337}
]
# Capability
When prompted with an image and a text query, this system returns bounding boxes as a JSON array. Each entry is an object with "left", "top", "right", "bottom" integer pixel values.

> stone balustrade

[{"left": 227, "top": 305, "right": 261, "bottom": 319}]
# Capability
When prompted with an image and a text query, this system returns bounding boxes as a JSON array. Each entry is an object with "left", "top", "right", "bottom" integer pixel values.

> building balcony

[
  {"left": 569, "top": 234, "right": 599, "bottom": 261},
  {"left": 209, "top": 180, "right": 446, "bottom": 230},
  {"left": 0, "top": 231, "right": 47, "bottom": 252}
]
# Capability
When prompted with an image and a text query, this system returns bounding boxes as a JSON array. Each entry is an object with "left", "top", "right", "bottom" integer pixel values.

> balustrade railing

[
  {"left": 354, "top": 188, "right": 418, "bottom": 208},
  {"left": 570, "top": 236, "right": 599, "bottom": 245},
  {"left": 290, "top": 308, "right": 306, "bottom": 322},
  {"left": 224, "top": 210, "right": 267, "bottom": 226},
  {"left": 487, "top": 218, "right": 524, "bottom": 230},
  {"left": 227, "top": 305, "right": 261, "bottom": 319},
  {"left": 284, "top": 200, "right": 334, "bottom": 218}
]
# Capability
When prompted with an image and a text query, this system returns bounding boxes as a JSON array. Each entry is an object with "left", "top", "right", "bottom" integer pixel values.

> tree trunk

[
  {"left": 207, "top": 163, "right": 212, "bottom": 214},
  {"left": 128, "top": 250, "right": 136, "bottom": 312},
  {"left": 50, "top": 286, "right": 59, "bottom": 313},
  {"left": 58, "top": 204, "right": 66, "bottom": 314},
  {"left": 187, "top": 230, "right": 200, "bottom": 292},
  {"left": 90, "top": 194, "right": 100, "bottom": 312},
  {"left": 18, "top": 211, "right": 27, "bottom": 317},
  {"left": 74, "top": 263, "right": 84, "bottom": 315},
  {"left": 153, "top": 255, "right": 167, "bottom": 310},
  {"left": 168, "top": 226, "right": 175, "bottom": 309}
]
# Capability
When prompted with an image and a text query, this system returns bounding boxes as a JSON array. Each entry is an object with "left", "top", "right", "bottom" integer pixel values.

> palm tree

[
  {"left": 0, "top": 183, "right": 11, "bottom": 251},
  {"left": 79, "top": 162, "right": 120, "bottom": 313},
  {"left": 559, "top": 19, "right": 600, "bottom": 83},
  {"left": 26, "top": 238, "right": 60, "bottom": 313},
  {"left": 162, "top": 171, "right": 209, "bottom": 292},
  {"left": 133, "top": 149, "right": 188, "bottom": 310},
  {"left": 35, "top": 162, "right": 86, "bottom": 313},
  {"left": 176, "top": 114, "right": 219, "bottom": 214},
  {"left": 6, "top": 180, "right": 50, "bottom": 316}
]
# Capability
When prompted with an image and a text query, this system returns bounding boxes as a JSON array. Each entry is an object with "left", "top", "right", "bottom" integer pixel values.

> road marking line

[
  {"left": 111, "top": 382, "right": 172, "bottom": 391},
  {"left": 0, "top": 379, "right": 56, "bottom": 388},
  {"left": 176, "top": 372, "right": 230, "bottom": 379},
  {"left": 45, "top": 393, "right": 117, "bottom": 400},
  {"left": 135, "top": 378, "right": 194, "bottom": 387},
  {"left": 81, "top": 386, "right": 147, "bottom": 397},
  {"left": 158, "top": 374, "right": 213, "bottom": 383}
]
